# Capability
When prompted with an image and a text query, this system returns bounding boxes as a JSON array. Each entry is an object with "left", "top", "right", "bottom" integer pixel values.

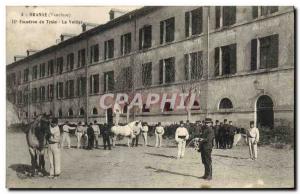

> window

[
  {"left": 185, "top": 7, "right": 203, "bottom": 37},
  {"left": 90, "top": 74, "right": 100, "bottom": 94},
  {"left": 92, "top": 107, "right": 98, "bottom": 115},
  {"left": 139, "top": 25, "right": 152, "bottom": 50},
  {"left": 17, "top": 90, "right": 22, "bottom": 104},
  {"left": 120, "top": 67, "right": 132, "bottom": 90},
  {"left": 214, "top": 44, "right": 237, "bottom": 76},
  {"left": 104, "top": 39, "right": 114, "bottom": 60},
  {"left": 24, "top": 68, "right": 29, "bottom": 82},
  {"left": 17, "top": 71, "right": 21, "bottom": 85},
  {"left": 23, "top": 92, "right": 28, "bottom": 105},
  {"left": 48, "top": 59, "right": 54, "bottom": 76},
  {"left": 78, "top": 49, "right": 86, "bottom": 67},
  {"left": 219, "top": 98, "right": 233, "bottom": 109},
  {"left": 159, "top": 57, "right": 175, "bottom": 84},
  {"left": 47, "top": 84, "right": 54, "bottom": 100},
  {"left": 56, "top": 57, "right": 64, "bottom": 74},
  {"left": 163, "top": 102, "right": 173, "bottom": 112},
  {"left": 160, "top": 17, "right": 175, "bottom": 44},
  {"left": 253, "top": 6, "right": 278, "bottom": 19},
  {"left": 251, "top": 34, "right": 279, "bottom": 70},
  {"left": 32, "top": 66, "right": 38, "bottom": 80},
  {"left": 121, "top": 33, "right": 131, "bottom": 55},
  {"left": 77, "top": 77, "right": 86, "bottom": 96},
  {"left": 32, "top": 88, "right": 38, "bottom": 102},
  {"left": 67, "top": 53, "right": 74, "bottom": 70},
  {"left": 104, "top": 71, "right": 114, "bottom": 92},
  {"left": 39, "top": 86, "right": 45, "bottom": 101},
  {"left": 68, "top": 108, "right": 73, "bottom": 116},
  {"left": 58, "top": 109, "right": 63, "bottom": 118},
  {"left": 215, "top": 6, "right": 236, "bottom": 28},
  {"left": 191, "top": 100, "right": 200, "bottom": 110},
  {"left": 90, "top": 44, "right": 99, "bottom": 63},
  {"left": 142, "top": 62, "right": 152, "bottom": 86},
  {"left": 56, "top": 82, "right": 64, "bottom": 99},
  {"left": 39, "top": 63, "right": 46, "bottom": 77},
  {"left": 65, "top": 80, "right": 75, "bottom": 98},
  {"left": 184, "top": 51, "right": 203, "bottom": 80},
  {"left": 79, "top": 108, "right": 85, "bottom": 116}
]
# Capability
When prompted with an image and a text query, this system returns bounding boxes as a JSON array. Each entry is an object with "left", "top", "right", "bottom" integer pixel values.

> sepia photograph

[{"left": 5, "top": 5, "right": 295, "bottom": 189}]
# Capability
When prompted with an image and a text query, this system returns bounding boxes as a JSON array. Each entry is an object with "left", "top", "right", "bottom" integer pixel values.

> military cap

[{"left": 250, "top": 121, "right": 254, "bottom": 125}]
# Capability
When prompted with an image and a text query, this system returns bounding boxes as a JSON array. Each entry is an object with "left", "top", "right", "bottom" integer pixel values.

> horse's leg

[
  {"left": 112, "top": 135, "right": 116, "bottom": 147},
  {"left": 38, "top": 149, "right": 46, "bottom": 176},
  {"left": 127, "top": 137, "right": 131, "bottom": 147},
  {"left": 28, "top": 147, "right": 38, "bottom": 176}
]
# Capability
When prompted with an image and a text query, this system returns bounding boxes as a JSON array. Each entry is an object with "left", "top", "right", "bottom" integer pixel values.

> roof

[{"left": 7, "top": 6, "right": 161, "bottom": 70}]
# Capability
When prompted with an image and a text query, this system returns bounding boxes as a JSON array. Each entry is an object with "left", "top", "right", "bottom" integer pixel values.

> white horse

[{"left": 111, "top": 120, "right": 142, "bottom": 147}]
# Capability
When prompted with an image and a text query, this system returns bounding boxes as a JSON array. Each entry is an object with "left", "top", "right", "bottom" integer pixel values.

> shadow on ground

[
  {"left": 145, "top": 152, "right": 176, "bottom": 159},
  {"left": 213, "top": 154, "right": 248, "bottom": 160},
  {"left": 145, "top": 166, "right": 199, "bottom": 179}
]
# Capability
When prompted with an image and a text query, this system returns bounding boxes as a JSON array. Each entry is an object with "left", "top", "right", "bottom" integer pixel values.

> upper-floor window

[
  {"left": 159, "top": 57, "right": 175, "bottom": 84},
  {"left": 47, "top": 84, "right": 54, "bottom": 100},
  {"left": 121, "top": 33, "right": 131, "bottom": 55},
  {"left": 65, "top": 80, "right": 75, "bottom": 98},
  {"left": 160, "top": 17, "right": 175, "bottom": 44},
  {"left": 39, "top": 63, "right": 46, "bottom": 78},
  {"left": 32, "top": 65, "right": 38, "bottom": 80},
  {"left": 32, "top": 88, "right": 38, "bottom": 102},
  {"left": 104, "top": 71, "right": 114, "bottom": 92},
  {"left": 142, "top": 62, "right": 152, "bottom": 86},
  {"left": 17, "top": 71, "right": 21, "bottom": 85},
  {"left": 56, "top": 82, "right": 64, "bottom": 99},
  {"left": 78, "top": 48, "right": 86, "bottom": 67},
  {"left": 216, "top": 6, "right": 236, "bottom": 29},
  {"left": 17, "top": 90, "right": 22, "bottom": 104},
  {"left": 77, "top": 77, "right": 86, "bottom": 97},
  {"left": 184, "top": 51, "right": 203, "bottom": 80},
  {"left": 214, "top": 43, "right": 237, "bottom": 76},
  {"left": 104, "top": 39, "right": 114, "bottom": 60},
  {"left": 253, "top": 6, "right": 278, "bottom": 18},
  {"left": 67, "top": 53, "right": 74, "bottom": 71},
  {"left": 89, "top": 74, "right": 100, "bottom": 94},
  {"left": 139, "top": 25, "right": 152, "bottom": 50},
  {"left": 90, "top": 44, "right": 99, "bottom": 63},
  {"left": 56, "top": 57, "right": 64, "bottom": 74},
  {"left": 39, "top": 86, "right": 46, "bottom": 101},
  {"left": 24, "top": 68, "right": 29, "bottom": 82},
  {"left": 185, "top": 7, "right": 203, "bottom": 37},
  {"left": 120, "top": 67, "right": 132, "bottom": 90},
  {"left": 251, "top": 34, "right": 279, "bottom": 70},
  {"left": 48, "top": 59, "right": 54, "bottom": 76}
]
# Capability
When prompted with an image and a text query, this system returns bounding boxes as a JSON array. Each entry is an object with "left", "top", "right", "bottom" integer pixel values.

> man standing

[
  {"left": 47, "top": 118, "right": 61, "bottom": 179},
  {"left": 246, "top": 121, "right": 260, "bottom": 160},
  {"left": 131, "top": 124, "right": 141, "bottom": 147},
  {"left": 76, "top": 122, "right": 84, "bottom": 149},
  {"left": 213, "top": 120, "right": 220, "bottom": 149},
  {"left": 228, "top": 121, "right": 237, "bottom": 149},
  {"left": 155, "top": 122, "right": 164, "bottom": 148},
  {"left": 92, "top": 120, "right": 101, "bottom": 148},
  {"left": 175, "top": 121, "right": 189, "bottom": 159},
  {"left": 141, "top": 122, "right": 149, "bottom": 146},
  {"left": 61, "top": 121, "right": 76, "bottom": 149},
  {"left": 102, "top": 124, "right": 112, "bottom": 150},
  {"left": 198, "top": 118, "right": 214, "bottom": 180},
  {"left": 194, "top": 121, "right": 202, "bottom": 138},
  {"left": 113, "top": 102, "right": 121, "bottom": 126},
  {"left": 223, "top": 119, "right": 230, "bottom": 149},
  {"left": 87, "top": 123, "right": 95, "bottom": 150}
]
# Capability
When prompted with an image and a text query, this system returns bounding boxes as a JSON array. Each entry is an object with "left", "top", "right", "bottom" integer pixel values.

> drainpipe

[
  {"left": 85, "top": 39, "right": 89, "bottom": 124},
  {"left": 205, "top": 6, "right": 210, "bottom": 118}
]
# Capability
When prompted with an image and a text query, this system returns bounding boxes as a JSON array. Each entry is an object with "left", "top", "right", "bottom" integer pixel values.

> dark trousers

[
  {"left": 219, "top": 134, "right": 225, "bottom": 149},
  {"left": 131, "top": 134, "right": 140, "bottom": 147},
  {"left": 103, "top": 135, "right": 111, "bottom": 150},
  {"left": 88, "top": 135, "right": 94, "bottom": 149},
  {"left": 215, "top": 135, "right": 220, "bottom": 148},
  {"left": 201, "top": 149, "right": 212, "bottom": 178},
  {"left": 229, "top": 135, "right": 234, "bottom": 148}
]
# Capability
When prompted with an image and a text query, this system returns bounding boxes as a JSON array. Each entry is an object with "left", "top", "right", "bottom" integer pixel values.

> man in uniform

[
  {"left": 228, "top": 121, "right": 237, "bottom": 149},
  {"left": 61, "top": 121, "right": 76, "bottom": 149},
  {"left": 198, "top": 118, "right": 214, "bottom": 180},
  {"left": 175, "top": 121, "right": 189, "bottom": 159},
  {"left": 76, "top": 122, "right": 85, "bottom": 149},
  {"left": 92, "top": 120, "right": 101, "bottom": 148},
  {"left": 102, "top": 124, "right": 112, "bottom": 150},
  {"left": 47, "top": 118, "right": 61, "bottom": 179},
  {"left": 213, "top": 120, "right": 220, "bottom": 149},
  {"left": 141, "top": 122, "right": 149, "bottom": 146},
  {"left": 155, "top": 122, "right": 164, "bottom": 148},
  {"left": 87, "top": 123, "right": 95, "bottom": 150},
  {"left": 223, "top": 119, "right": 230, "bottom": 149},
  {"left": 194, "top": 120, "right": 202, "bottom": 138},
  {"left": 246, "top": 121, "right": 260, "bottom": 160}
]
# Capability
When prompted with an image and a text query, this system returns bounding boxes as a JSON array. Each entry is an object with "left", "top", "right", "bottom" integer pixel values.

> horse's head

[{"left": 131, "top": 120, "right": 142, "bottom": 135}]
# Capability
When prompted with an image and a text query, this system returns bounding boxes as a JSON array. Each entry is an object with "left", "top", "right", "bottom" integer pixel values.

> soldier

[
  {"left": 218, "top": 122, "right": 225, "bottom": 149},
  {"left": 213, "top": 120, "right": 220, "bottom": 149},
  {"left": 175, "top": 121, "right": 189, "bottom": 159},
  {"left": 76, "top": 122, "right": 85, "bottom": 149},
  {"left": 228, "top": 121, "right": 236, "bottom": 149},
  {"left": 47, "top": 118, "right": 61, "bottom": 179},
  {"left": 155, "top": 122, "right": 164, "bottom": 148},
  {"left": 194, "top": 121, "right": 202, "bottom": 138},
  {"left": 61, "top": 121, "right": 76, "bottom": 149},
  {"left": 198, "top": 118, "right": 214, "bottom": 180},
  {"left": 246, "top": 121, "right": 260, "bottom": 160},
  {"left": 102, "top": 124, "right": 112, "bottom": 150},
  {"left": 223, "top": 119, "right": 230, "bottom": 149},
  {"left": 92, "top": 120, "right": 101, "bottom": 148},
  {"left": 87, "top": 123, "right": 95, "bottom": 150},
  {"left": 141, "top": 122, "right": 149, "bottom": 146}
]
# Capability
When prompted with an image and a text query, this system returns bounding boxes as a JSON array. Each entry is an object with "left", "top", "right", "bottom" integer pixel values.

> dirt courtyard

[{"left": 6, "top": 131, "right": 294, "bottom": 189}]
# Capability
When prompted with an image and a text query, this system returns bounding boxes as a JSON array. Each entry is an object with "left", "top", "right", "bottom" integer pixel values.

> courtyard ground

[{"left": 6, "top": 131, "right": 294, "bottom": 189}]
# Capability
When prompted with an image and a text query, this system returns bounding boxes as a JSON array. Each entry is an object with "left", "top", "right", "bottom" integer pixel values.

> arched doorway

[{"left": 256, "top": 95, "right": 274, "bottom": 129}]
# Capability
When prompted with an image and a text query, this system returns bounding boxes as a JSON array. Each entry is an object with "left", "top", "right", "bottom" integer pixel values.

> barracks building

[{"left": 6, "top": 6, "right": 295, "bottom": 129}]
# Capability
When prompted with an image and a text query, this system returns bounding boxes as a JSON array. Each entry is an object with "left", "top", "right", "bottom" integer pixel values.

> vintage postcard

[{"left": 6, "top": 6, "right": 295, "bottom": 189}]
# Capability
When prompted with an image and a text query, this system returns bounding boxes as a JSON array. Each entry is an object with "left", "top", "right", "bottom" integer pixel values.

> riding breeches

[{"left": 48, "top": 143, "right": 61, "bottom": 176}]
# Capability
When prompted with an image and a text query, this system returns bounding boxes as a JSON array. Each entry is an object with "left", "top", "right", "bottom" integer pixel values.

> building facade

[{"left": 6, "top": 6, "right": 295, "bottom": 129}]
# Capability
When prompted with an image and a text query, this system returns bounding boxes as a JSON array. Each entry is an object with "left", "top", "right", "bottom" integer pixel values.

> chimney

[
  {"left": 60, "top": 33, "right": 76, "bottom": 42},
  {"left": 81, "top": 22, "right": 98, "bottom": 32},
  {"left": 14, "top": 55, "right": 26, "bottom": 62},
  {"left": 26, "top": 49, "right": 39, "bottom": 56},
  {"left": 109, "top": 8, "right": 127, "bottom": 20}
]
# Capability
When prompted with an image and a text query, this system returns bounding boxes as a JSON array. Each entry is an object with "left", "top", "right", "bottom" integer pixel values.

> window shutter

[
  {"left": 121, "top": 35, "right": 124, "bottom": 55},
  {"left": 104, "top": 42, "right": 107, "bottom": 60},
  {"left": 185, "top": 12, "right": 190, "bottom": 37},
  {"left": 139, "top": 28, "right": 142, "bottom": 50},
  {"left": 215, "top": 6, "right": 221, "bottom": 29},
  {"left": 230, "top": 44, "right": 237, "bottom": 74},
  {"left": 270, "top": 34, "right": 279, "bottom": 68},
  {"left": 159, "top": 59, "right": 164, "bottom": 84},
  {"left": 184, "top": 54, "right": 189, "bottom": 80},
  {"left": 251, "top": 39, "right": 257, "bottom": 70},
  {"left": 160, "top": 21, "right": 164, "bottom": 44},
  {"left": 89, "top": 76, "right": 93, "bottom": 94},
  {"left": 252, "top": 6, "right": 258, "bottom": 19},
  {"left": 214, "top": 48, "right": 220, "bottom": 76}
]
